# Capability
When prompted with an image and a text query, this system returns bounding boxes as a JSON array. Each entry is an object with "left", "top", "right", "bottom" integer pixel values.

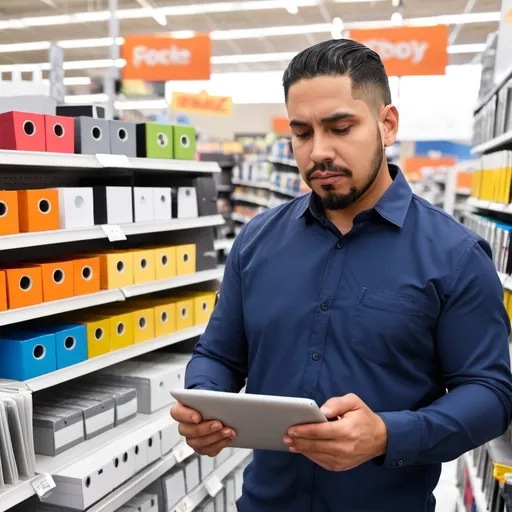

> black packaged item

[
  {"left": 194, "top": 177, "right": 219, "bottom": 216},
  {"left": 56, "top": 105, "right": 106, "bottom": 119}
]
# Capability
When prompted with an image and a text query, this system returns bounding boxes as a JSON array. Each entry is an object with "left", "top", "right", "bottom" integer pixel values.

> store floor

[{"left": 434, "top": 461, "right": 459, "bottom": 512}]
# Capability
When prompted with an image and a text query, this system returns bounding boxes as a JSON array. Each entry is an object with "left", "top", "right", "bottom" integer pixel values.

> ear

[{"left": 380, "top": 105, "right": 399, "bottom": 148}]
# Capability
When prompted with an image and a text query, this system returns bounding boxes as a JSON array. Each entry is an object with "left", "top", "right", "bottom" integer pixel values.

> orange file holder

[
  {"left": 175, "top": 244, "right": 196, "bottom": 276},
  {"left": 72, "top": 257, "right": 100, "bottom": 296},
  {"left": 0, "top": 271, "right": 8, "bottom": 311},
  {"left": 17, "top": 189, "right": 60, "bottom": 233},
  {"left": 0, "top": 191, "right": 19, "bottom": 235},
  {"left": 4, "top": 267, "right": 43, "bottom": 309},
  {"left": 96, "top": 252, "right": 134, "bottom": 289},
  {"left": 36, "top": 261, "right": 74, "bottom": 302},
  {"left": 131, "top": 249, "right": 156, "bottom": 284},
  {"left": 154, "top": 246, "right": 177, "bottom": 280}
]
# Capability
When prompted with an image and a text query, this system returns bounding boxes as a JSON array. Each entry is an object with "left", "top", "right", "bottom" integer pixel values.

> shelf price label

[
  {"left": 173, "top": 442, "right": 194, "bottom": 463},
  {"left": 95, "top": 153, "right": 132, "bottom": 168},
  {"left": 205, "top": 475, "right": 223, "bottom": 497},
  {"left": 32, "top": 473, "right": 56, "bottom": 500},
  {"left": 173, "top": 496, "right": 193, "bottom": 512},
  {"left": 101, "top": 225, "right": 127, "bottom": 242}
]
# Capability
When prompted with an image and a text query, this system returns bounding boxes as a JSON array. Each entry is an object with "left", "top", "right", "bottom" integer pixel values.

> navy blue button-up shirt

[{"left": 186, "top": 166, "right": 512, "bottom": 511}]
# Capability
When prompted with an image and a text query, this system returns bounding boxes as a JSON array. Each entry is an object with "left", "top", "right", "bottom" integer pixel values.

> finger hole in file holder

[
  {"left": 202, "top": 301, "right": 208, "bottom": 312},
  {"left": 38, "top": 198, "right": 51, "bottom": 214},
  {"left": 74, "top": 195, "right": 85, "bottom": 209},
  {"left": 183, "top": 253, "right": 189, "bottom": 263},
  {"left": 160, "top": 194, "right": 167, "bottom": 204},
  {"left": 139, "top": 316, "right": 147, "bottom": 330},
  {"left": 52, "top": 269, "right": 65, "bottom": 284},
  {"left": 53, "top": 123, "right": 65, "bottom": 138},
  {"left": 85, "top": 476, "right": 91, "bottom": 488},
  {"left": 161, "top": 254, "right": 168, "bottom": 266},
  {"left": 116, "top": 260, "right": 125, "bottom": 273},
  {"left": 33, "top": 344, "right": 46, "bottom": 360},
  {"left": 181, "top": 307, "right": 188, "bottom": 318},
  {"left": 123, "top": 452, "right": 128, "bottom": 463},
  {"left": 117, "top": 128, "right": 128, "bottom": 142},
  {"left": 64, "top": 336, "right": 76, "bottom": 351},
  {"left": 156, "top": 132, "right": 168, "bottom": 148},
  {"left": 140, "top": 195, "right": 146, "bottom": 205},
  {"left": 114, "top": 457, "right": 119, "bottom": 468},
  {"left": 82, "top": 266, "right": 93, "bottom": 281},
  {"left": 140, "top": 258, "right": 148, "bottom": 270},
  {"left": 134, "top": 445, "right": 139, "bottom": 455},
  {"left": 91, "top": 126, "right": 102, "bottom": 141},
  {"left": 148, "top": 437, "right": 153, "bottom": 447},
  {"left": 116, "top": 322, "right": 125, "bottom": 336},
  {"left": 0, "top": 201, "right": 8, "bottom": 218},
  {"left": 185, "top": 189, "right": 191, "bottom": 197},
  {"left": 180, "top": 134, "right": 190, "bottom": 148},
  {"left": 23, "top": 120, "right": 36, "bottom": 136},
  {"left": 94, "top": 327, "right": 104, "bottom": 341},
  {"left": 161, "top": 311, "right": 168, "bottom": 323},
  {"left": 19, "top": 275, "right": 32, "bottom": 292}
]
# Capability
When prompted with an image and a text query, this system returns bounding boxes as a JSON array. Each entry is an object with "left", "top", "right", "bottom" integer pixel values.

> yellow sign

[{"left": 171, "top": 90, "right": 232, "bottom": 116}]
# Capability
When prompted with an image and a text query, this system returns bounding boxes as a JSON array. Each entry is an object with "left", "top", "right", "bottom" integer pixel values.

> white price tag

[
  {"left": 32, "top": 473, "right": 56, "bottom": 500},
  {"left": 173, "top": 442, "right": 194, "bottom": 463},
  {"left": 95, "top": 153, "right": 131, "bottom": 168},
  {"left": 173, "top": 496, "right": 193, "bottom": 512},
  {"left": 101, "top": 224, "right": 127, "bottom": 242},
  {"left": 205, "top": 475, "right": 223, "bottom": 497}
]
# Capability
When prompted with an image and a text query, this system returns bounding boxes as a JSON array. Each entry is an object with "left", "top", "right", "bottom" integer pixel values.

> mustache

[{"left": 305, "top": 163, "right": 353, "bottom": 181}]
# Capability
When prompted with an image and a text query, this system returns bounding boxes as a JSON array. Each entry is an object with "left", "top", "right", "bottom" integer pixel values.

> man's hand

[
  {"left": 170, "top": 402, "right": 236, "bottom": 457},
  {"left": 283, "top": 394, "right": 388, "bottom": 472}
]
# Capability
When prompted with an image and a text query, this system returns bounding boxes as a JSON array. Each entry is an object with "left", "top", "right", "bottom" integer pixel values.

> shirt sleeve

[
  {"left": 185, "top": 226, "right": 249, "bottom": 393},
  {"left": 378, "top": 238, "right": 512, "bottom": 468}
]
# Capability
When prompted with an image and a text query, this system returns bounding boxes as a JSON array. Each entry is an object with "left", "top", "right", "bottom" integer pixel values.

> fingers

[
  {"left": 187, "top": 428, "right": 235, "bottom": 455},
  {"left": 170, "top": 402, "right": 202, "bottom": 424},
  {"left": 287, "top": 420, "right": 340, "bottom": 440},
  {"left": 284, "top": 436, "right": 337, "bottom": 456},
  {"left": 198, "top": 437, "right": 234, "bottom": 458},
  {"left": 179, "top": 419, "right": 226, "bottom": 439},
  {"left": 321, "top": 393, "right": 362, "bottom": 418}
]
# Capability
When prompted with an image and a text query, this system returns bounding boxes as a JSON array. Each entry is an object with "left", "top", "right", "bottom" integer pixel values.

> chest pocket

[{"left": 350, "top": 288, "right": 436, "bottom": 366}]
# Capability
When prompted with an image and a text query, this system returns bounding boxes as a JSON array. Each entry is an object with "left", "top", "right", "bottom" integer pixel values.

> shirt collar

[{"left": 296, "top": 164, "right": 412, "bottom": 228}]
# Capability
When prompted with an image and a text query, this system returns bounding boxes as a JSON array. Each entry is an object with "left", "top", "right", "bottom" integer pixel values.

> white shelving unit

[
  {"left": 231, "top": 213, "right": 250, "bottom": 224},
  {"left": 267, "top": 156, "right": 297, "bottom": 167},
  {"left": 171, "top": 450, "right": 251, "bottom": 512},
  {"left": 268, "top": 185, "right": 298, "bottom": 198},
  {"left": 472, "top": 130, "right": 512, "bottom": 156},
  {"left": 231, "top": 193, "right": 269, "bottom": 208},
  {"left": 231, "top": 179, "right": 270, "bottom": 190},
  {"left": 467, "top": 196, "right": 512, "bottom": 213},
  {"left": 25, "top": 324, "right": 207, "bottom": 392},
  {"left": 0, "top": 268, "right": 224, "bottom": 327},
  {"left": 0, "top": 150, "right": 220, "bottom": 174}
]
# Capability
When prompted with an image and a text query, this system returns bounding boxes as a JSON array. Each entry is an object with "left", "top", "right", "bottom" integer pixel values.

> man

[{"left": 171, "top": 39, "right": 512, "bottom": 511}]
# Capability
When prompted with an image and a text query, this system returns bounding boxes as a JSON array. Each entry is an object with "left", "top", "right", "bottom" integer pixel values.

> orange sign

[
  {"left": 403, "top": 156, "right": 456, "bottom": 173},
  {"left": 272, "top": 117, "right": 291, "bottom": 134},
  {"left": 122, "top": 34, "right": 211, "bottom": 81},
  {"left": 171, "top": 91, "right": 232, "bottom": 116},
  {"left": 347, "top": 26, "right": 448, "bottom": 76}
]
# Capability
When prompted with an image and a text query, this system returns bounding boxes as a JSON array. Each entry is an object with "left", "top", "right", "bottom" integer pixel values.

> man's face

[{"left": 286, "top": 75, "right": 386, "bottom": 210}]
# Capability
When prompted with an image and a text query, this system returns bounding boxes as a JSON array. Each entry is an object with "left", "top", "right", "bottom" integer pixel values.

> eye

[
  {"left": 295, "top": 131, "right": 312, "bottom": 140},
  {"left": 333, "top": 127, "right": 351, "bottom": 135}
]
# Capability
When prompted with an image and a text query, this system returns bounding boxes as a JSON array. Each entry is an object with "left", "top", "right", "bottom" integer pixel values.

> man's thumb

[{"left": 321, "top": 393, "right": 362, "bottom": 419}]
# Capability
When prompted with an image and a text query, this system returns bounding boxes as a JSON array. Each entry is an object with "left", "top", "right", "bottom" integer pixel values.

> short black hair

[{"left": 283, "top": 39, "right": 392, "bottom": 111}]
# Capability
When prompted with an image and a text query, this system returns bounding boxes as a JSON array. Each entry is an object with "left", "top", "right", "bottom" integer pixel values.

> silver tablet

[{"left": 170, "top": 389, "right": 327, "bottom": 452}]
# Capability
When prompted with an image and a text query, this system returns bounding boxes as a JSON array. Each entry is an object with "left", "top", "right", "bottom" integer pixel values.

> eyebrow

[{"left": 289, "top": 111, "right": 356, "bottom": 128}]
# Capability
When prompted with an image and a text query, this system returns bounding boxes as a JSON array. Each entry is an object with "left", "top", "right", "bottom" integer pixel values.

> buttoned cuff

[{"left": 377, "top": 411, "right": 422, "bottom": 468}]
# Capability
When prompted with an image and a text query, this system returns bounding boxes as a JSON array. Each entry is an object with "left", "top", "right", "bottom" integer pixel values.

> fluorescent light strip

[{"left": 64, "top": 93, "right": 109, "bottom": 104}]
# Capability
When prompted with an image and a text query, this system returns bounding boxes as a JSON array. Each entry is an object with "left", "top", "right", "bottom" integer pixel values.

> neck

[{"left": 324, "top": 162, "right": 393, "bottom": 234}]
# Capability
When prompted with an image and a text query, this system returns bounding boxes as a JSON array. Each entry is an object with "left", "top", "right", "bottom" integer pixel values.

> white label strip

[
  {"left": 116, "top": 398, "right": 137, "bottom": 421},
  {"left": 54, "top": 421, "right": 85, "bottom": 449},
  {"left": 86, "top": 409, "right": 114, "bottom": 435}
]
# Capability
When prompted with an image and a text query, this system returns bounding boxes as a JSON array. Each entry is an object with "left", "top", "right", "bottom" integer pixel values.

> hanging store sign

[
  {"left": 171, "top": 91, "right": 232, "bottom": 116},
  {"left": 122, "top": 34, "right": 211, "bottom": 81},
  {"left": 347, "top": 25, "right": 448, "bottom": 76}
]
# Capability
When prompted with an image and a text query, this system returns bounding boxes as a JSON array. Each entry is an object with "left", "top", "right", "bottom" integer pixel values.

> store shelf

[
  {"left": 457, "top": 188, "right": 472, "bottom": 196},
  {"left": 0, "top": 215, "right": 224, "bottom": 252},
  {"left": 231, "top": 193, "right": 269, "bottom": 208},
  {"left": 172, "top": 450, "right": 251, "bottom": 512},
  {"left": 472, "top": 130, "right": 512, "bottom": 155},
  {"left": 216, "top": 185, "right": 233, "bottom": 192},
  {"left": 464, "top": 452, "right": 488, "bottom": 512},
  {"left": 214, "top": 239, "right": 235, "bottom": 253},
  {"left": 0, "top": 150, "right": 220, "bottom": 173},
  {"left": 269, "top": 185, "right": 299, "bottom": 198},
  {"left": 268, "top": 156, "right": 297, "bottom": 167},
  {"left": 121, "top": 267, "right": 224, "bottom": 298},
  {"left": 231, "top": 213, "right": 251, "bottom": 224},
  {"left": 467, "top": 196, "right": 512, "bottom": 214},
  {"left": 0, "top": 289, "right": 125, "bottom": 327},
  {"left": 455, "top": 493, "right": 466, "bottom": 512},
  {"left": 25, "top": 324, "right": 207, "bottom": 392},
  {"left": 231, "top": 179, "right": 270, "bottom": 190}
]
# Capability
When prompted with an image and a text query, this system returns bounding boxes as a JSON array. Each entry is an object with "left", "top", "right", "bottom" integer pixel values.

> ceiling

[{"left": 0, "top": 0, "right": 502, "bottom": 83}]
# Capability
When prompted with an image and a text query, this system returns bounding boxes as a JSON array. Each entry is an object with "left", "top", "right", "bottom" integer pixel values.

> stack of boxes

[{"left": 472, "top": 151, "right": 512, "bottom": 204}]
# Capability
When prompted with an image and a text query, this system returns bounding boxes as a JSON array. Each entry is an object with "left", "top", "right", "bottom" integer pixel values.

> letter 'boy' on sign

[
  {"left": 346, "top": 25, "right": 448, "bottom": 76},
  {"left": 122, "top": 34, "right": 211, "bottom": 81}
]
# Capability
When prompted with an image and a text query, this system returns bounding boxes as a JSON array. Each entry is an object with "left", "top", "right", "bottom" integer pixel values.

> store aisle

[{"left": 434, "top": 461, "right": 459, "bottom": 512}]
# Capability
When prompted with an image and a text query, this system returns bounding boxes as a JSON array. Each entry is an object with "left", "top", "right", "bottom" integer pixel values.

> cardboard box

[
  {"left": 36, "top": 260, "right": 75, "bottom": 302},
  {"left": 95, "top": 251, "right": 134, "bottom": 289},
  {"left": 44, "top": 114, "right": 74, "bottom": 154},
  {"left": 175, "top": 244, "right": 196, "bottom": 276},
  {"left": 17, "top": 188, "right": 60, "bottom": 232},
  {"left": 0, "top": 111, "right": 46, "bottom": 151},
  {"left": 131, "top": 248, "right": 156, "bottom": 284}
]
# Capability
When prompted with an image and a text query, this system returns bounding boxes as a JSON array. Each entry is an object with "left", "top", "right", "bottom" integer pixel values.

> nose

[{"left": 310, "top": 133, "right": 336, "bottom": 164}]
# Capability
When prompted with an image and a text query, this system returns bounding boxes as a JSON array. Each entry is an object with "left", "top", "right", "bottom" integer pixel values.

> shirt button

[
  {"left": 397, "top": 460, "right": 403, "bottom": 466},
  {"left": 391, "top": 461, "right": 397, "bottom": 467},
  {"left": 320, "top": 302, "right": 329, "bottom": 311},
  {"left": 336, "top": 241, "right": 343, "bottom": 250},
  {"left": 312, "top": 352, "right": 320, "bottom": 361}
]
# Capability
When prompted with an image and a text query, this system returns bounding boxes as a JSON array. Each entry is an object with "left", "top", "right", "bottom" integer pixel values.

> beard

[{"left": 305, "top": 127, "right": 385, "bottom": 211}]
